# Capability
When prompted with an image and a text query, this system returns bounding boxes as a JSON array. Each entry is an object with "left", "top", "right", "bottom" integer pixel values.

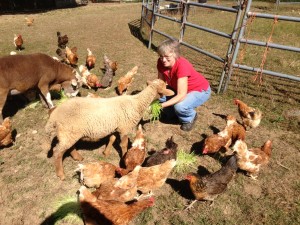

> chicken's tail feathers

[
  {"left": 226, "top": 155, "right": 238, "bottom": 172},
  {"left": 262, "top": 140, "right": 272, "bottom": 157},
  {"left": 165, "top": 136, "right": 178, "bottom": 151},
  {"left": 57, "top": 31, "right": 61, "bottom": 37}
]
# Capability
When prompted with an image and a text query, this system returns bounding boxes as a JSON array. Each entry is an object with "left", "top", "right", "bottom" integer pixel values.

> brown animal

[
  {"left": 0, "top": 53, "right": 81, "bottom": 122},
  {"left": 86, "top": 48, "right": 96, "bottom": 70},
  {"left": 65, "top": 46, "right": 78, "bottom": 67},
  {"left": 25, "top": 17, "right": 34, "bottom": 26},
  {"left": 79, "top": 186, "right": 154, "bottom": 225},
  {"left": 233, "top": 139, "right": 272, "bottom": 180},
  {"left": 144, "top": 136, "right": 178, "bottom": 167},
  {"left": 0, "top": 117, "right": 13, "bottom": 147},
  {"left": 234, "top": 99, "right": 262, "bottom": 129},
  {"left": 76, "top": 161, "right": 117, "bottom": 188},
  {"left": 185, "top": 155, "right": 238, "bottom": 210},
  {"left": 92, "top": 165, "right": 141, "bottom": 202},
  {"left": 57, "top": 31, "right": 68, "bottom": 49},
  {"left": 13, "top": 34, "right": 23, "bottom": 51},
  {"left": 137, "top": 159, "right": 176, "bottom": 194},
  {"left": 117, "top": 66, "right": 138, "bottom": 95},
  {"left": 115, "top": 124, "right": 146, "bottom": 176}
]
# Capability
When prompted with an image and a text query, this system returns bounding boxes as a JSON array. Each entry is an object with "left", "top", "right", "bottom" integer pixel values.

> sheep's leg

[
  {"left": 53, "top": 139, "right": 76, "bottom": 180},
  {"left": 69, "top": 147, "right": 84, "bottom": 161},
  {"left": 53, "top": 147, "right": 66, "bottom": 180},
  {"left": 120, "top": 134, "right": 128, "bottom": 157},
  {"left": 103, "top": 134, "right": 116, "bottom": 156}
]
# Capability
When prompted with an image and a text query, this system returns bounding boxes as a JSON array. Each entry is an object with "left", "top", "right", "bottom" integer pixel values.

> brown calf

[{"left": 0, "top": 53, "right": 81, "bottom": 121}]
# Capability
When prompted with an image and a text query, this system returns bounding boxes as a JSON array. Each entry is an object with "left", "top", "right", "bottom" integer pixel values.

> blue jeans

[{"left": 160, "top": 87, "right": 211, "bottom": 124}]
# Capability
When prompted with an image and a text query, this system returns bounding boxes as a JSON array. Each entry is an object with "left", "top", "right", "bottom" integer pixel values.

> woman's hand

[{"left": 162, "top": 77, "right": 188, "bottom": 108}]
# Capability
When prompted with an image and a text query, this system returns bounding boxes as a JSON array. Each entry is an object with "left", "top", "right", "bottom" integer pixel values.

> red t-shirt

[{"left": 157, "top": 57, "right": 209, "bottom": 93}]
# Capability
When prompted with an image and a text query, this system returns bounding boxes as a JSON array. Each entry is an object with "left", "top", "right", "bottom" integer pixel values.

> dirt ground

[{"left": 0, "top": 2, "right": 299, "bottom": 225}]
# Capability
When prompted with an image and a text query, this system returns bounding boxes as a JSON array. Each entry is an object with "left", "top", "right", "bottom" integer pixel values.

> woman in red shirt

[{"left": 157, "top": 39, "right": 211, "bottom": 131}]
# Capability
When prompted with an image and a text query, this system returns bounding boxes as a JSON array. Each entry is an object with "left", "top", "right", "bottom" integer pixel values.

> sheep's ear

[
  {"left": 162, "top": 89, "right": 174, "bottom": 96},
  {"left": 146, "top": 80, "right": 152, "bottom": 85}
]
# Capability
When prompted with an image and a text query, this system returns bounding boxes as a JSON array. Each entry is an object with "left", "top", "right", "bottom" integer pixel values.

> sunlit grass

[{"left": 175, "top": 149, "right": 198, "bottom": 173}]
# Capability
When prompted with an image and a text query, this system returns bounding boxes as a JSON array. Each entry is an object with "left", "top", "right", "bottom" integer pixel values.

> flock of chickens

[
  {"left": 12, "top": 25, "right": 137, "bottom": 95},
  {"left": 185, "top": 98, "right": 271, "bottom": 210},
  {"left": 76, "top": 125, "right": 178, "bottom": 225},
  {"left": 69, "top": 99, "right": 271, "bottom": 224},
  {"left": 2, "top": 17, "right": 274, "bottom": 225}
]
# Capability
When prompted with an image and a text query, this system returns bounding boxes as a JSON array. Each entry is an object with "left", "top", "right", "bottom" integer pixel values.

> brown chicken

[
  {"left": 0, "top": 117, "right": 13, "bottom": 147},
  {"left": 226, "top": 115, "right": 246, "bottom": 142},
  {"left": 14, "top": 34, "right": 23, "bottom": 51},
  {"left": 24, "top": 17, "right": 34, "bottom": 26},
  {"left": 234, "top": 99, "right": 262, "bottom": 129},
  {"left": 185, "top": 155, "right": 238, "bottom": 210},
  {"left": 137, "top": 159, "right": 176, "bottom": 194},
  {"left": 79, "top": 65, "right": 101, "bottom": 89},
  {"left": 116, "top": 124, "right": 146, "bottom": 176},
  {"left": 57, "top": 31, "right": 68, "bottom": 49},
  {"left": 202, "top": 125, "right": 232, "bottom": 155},
  {"left": 144, "top": 136, "right": 178, "bottom": 167},
  {"left": 65, "top": 46, "right": 78, "bottom": 67},
  {"left": 86, "top": 48, "right": 96, "bottom": 70},
  {"left": 117, "top": 66, "right": 138, "bottom": 95},
  {"left": 92, "top": 165, "right": 141, "bottom": 202},
  {"left": 233, "top": 139, "right": 272, "bottom": 180},
  {"left": 76, "top": 161, "right": 117, "bottom": 188},
  {"left": 79, "top": 186, "right": 155, "bottom": 225}
]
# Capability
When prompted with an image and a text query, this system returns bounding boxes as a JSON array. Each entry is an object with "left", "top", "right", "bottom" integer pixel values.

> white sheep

[{"left": 45, "top": 79, "right": 174, "bottom": 180}]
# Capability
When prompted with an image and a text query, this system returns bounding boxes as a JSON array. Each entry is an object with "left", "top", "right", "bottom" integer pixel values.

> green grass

[
  {"left": 175, "top": 149, "right": 198, "bottom": 174},
  {"left": 150, "top": 100, "right": 162, "bottom": 122}
]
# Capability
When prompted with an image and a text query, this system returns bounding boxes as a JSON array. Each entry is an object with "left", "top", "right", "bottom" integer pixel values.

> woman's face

[{"left": 159, "top": 51, "right": 176, "bottom": 68}]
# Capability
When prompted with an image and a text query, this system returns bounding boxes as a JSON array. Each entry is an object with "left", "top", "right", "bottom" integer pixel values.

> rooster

[
  {"left": 79, "top": 186, "right": 154, "bottom": 225},
  {"left": 233, "top": 139, "right": 272, "bottom": 180},
  {"left": 24, "top": 17, "right": 34, "bottom": 26},
  {"left": 13, "top": 34, "right": 23, "bottom": 51},
  {"left": 185, "top": 155, "right": 238, "bottom": 210},
  {"left": 0, "top": 117, "right": 13, "bottom": 147},
  {"left": 65, "top": 46, "right": 78, "bottom": 67},
  {"left": 57, "top": 31, "right": 68, "bottom": 49},
  {"left": 117, "top": 66, "right": 138, "bottom": 95},
  {"left": 234, "top": 99, "right": 262, "bottom": 129},
  {"left": 86, "top": 48, "right": 96, "bottom": 70}
]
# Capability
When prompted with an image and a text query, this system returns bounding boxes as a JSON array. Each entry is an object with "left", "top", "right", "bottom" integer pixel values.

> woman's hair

[{"left": 157, "top": 39, "right": 181, "bottom": 59}]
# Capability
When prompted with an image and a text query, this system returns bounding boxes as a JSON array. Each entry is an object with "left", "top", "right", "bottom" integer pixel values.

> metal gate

[{"left": 141, "top": 0, "right": 300, "bottom": 93}]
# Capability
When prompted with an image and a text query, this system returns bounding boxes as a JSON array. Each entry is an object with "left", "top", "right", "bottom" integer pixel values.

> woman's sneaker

[{"left": 180, "top": 113, "right": 198, "bottom": 131}]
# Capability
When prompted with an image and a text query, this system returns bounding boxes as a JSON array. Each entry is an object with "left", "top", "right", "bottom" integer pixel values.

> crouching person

[{"left": 157, "top": 39, "right": 211, "bottom": 131}]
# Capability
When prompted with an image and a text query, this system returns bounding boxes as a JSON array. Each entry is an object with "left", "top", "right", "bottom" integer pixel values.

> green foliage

[
  {"left": 150, "top": 100, "right": 162, "bottom": 122},
  {"left": 175, "top": 149, "right": 198, "bottom": 173}
]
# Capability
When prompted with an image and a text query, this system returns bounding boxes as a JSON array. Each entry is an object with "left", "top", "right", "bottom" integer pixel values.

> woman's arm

[{"left": 161, "top": 77, "right": 188, "bottom": 108}]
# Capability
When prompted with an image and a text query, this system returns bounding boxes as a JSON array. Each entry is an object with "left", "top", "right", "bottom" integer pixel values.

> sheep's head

[{"left": 147, "top": 79, "right": 174, "bottom": 97}]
